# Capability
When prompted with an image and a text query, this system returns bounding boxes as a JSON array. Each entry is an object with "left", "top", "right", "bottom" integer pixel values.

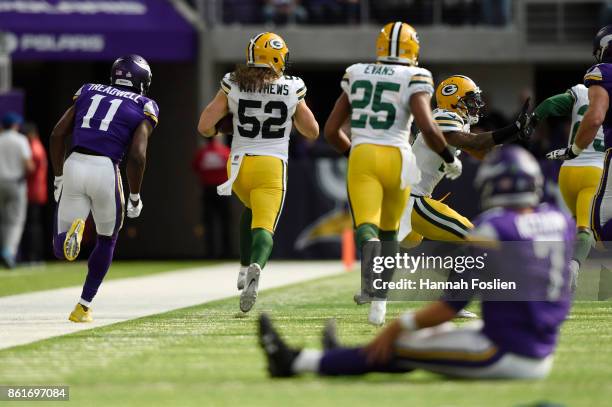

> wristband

[
  {"left": 129, "top": 193, "right": 141, "bottom": 202},
  {"left": 399, "top": 312, "right": 418, "bottom": 331},
  {"left": 492, "top": 123, "right": 519, "bottom": 145},
  {"left": 570, "top": 144, "right": 583, "bottom": 157},
  {"left": 343, "top": 148, "right": 350, "bottom": 158},
  {"left": 438, "top": 147, "right": 455, "bottom": 163}
]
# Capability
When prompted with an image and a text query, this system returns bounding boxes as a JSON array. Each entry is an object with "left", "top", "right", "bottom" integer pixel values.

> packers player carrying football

[
  {"left": 325, "top": 22, "right": 461, "bottom": 325},
  {"left": 525, "top": 84, "right": 604, "bottom": 289},
  {"left": 198, "top": 32, "right": 319, "bottom": 313}
]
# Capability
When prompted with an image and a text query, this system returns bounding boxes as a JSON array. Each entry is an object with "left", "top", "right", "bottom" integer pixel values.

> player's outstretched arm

[
  {"left": 197, "top": 90, "right": 229, "bottom": 137},
  {"left": 293, "top": 99, "right": 320, "bottom": 140},
  {"left": 448, "top": 97, "right": 532, "bottom": 156},
  {"left": 49, "top": 105, "right": 76, "bottom": 177},
  {"left": 324, "top": 92, "right": 352, "bottom": 156}
]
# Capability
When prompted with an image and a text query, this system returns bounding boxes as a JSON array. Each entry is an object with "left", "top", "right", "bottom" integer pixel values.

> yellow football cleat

[
  {"left": 68, "top": 303, "right": 93, "bottom": 323},
  {"left": 63, "top": 219, "right": 85, "bottom": 261}
]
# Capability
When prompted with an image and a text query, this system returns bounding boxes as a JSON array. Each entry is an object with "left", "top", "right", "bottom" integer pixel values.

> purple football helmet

[
  {"left": 474, "top": 145, "right": 543, "bottom": 210},
  {"left": 594, "top": 25, "right": 612, "bottom": 63},
  {"left": 110, "top": 55, "right": 152, "bottom": 95}
]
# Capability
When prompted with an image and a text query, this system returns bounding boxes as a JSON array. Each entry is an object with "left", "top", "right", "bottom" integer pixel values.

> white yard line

[{"left": 0, "top": 261, "right": 344, "bottom": 350}]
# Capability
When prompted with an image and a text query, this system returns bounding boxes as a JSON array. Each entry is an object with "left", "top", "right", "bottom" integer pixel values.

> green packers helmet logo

[
  {"left": 269, "top": 39, "right": 285, "bottom": 50},
  {"left": 441, "top": 84, "right": 458, "bottom": 96}
]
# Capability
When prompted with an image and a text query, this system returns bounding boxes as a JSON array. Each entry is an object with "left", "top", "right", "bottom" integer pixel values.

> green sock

[
  {"left": 378, "top": 230, "right": 398, "bottom": 298},
  {"left": 250, "top": 228, "right": 274, "bottom": 269},
  {"left": 355, "top": 223, "right": 379, "bottom": 249},
  {"left": 573, "top": 229, "right": 594, "bottom": 266},
  {"left": 239, "top": 208, "right": 253, "bottom": 267}
]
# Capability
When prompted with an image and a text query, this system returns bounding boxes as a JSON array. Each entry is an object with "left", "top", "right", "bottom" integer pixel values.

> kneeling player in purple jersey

[
  {"left": 49, "top": 55, "right": 159, "bottom": 323},
  {"left": 258, "top": 145, "right": 575, "bottom": 380}
]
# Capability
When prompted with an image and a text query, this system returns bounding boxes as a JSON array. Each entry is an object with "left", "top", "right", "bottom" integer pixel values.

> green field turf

[
  {"left": 0, "top": 266, "right": 611, "bottom": 406},
  {"left": 0, "top": 261, "right": 209, "bottom": 297}
]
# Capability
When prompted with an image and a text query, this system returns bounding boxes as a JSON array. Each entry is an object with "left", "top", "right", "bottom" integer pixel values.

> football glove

[
  {"left": 515, "top": 98, "right": 532, "bottom": 142},
  {"left": 546, "top": 147, "right": 579, "bottom": 161},
  {"left": 127, "top": 194, "right": 143, "bottom": 218},
  {"left": 443, "top": 157, "right": 463, "bottom": 180},
  {"left": 521, "top": 113, "right": 538, "bottom": 142},
  {"left": 53, "top": 176, "right": 63, "bottom": 203}
]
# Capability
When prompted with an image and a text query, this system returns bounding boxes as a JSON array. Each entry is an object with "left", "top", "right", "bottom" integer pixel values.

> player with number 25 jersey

[
  {"left": 325, "top": 22, "right": 457, "bottom": 326},
  {"left": 49, "top": 55, "right": 158, "bottom": 323},
  {"left": 197, "top": 32, "right": 319, "bottom": 313}
]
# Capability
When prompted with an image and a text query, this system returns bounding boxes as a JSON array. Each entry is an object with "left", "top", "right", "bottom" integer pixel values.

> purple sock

[
  {"left": 81, "top": 235, "right": 117, "bottom": 303},
  {"left": 53, "top": 232, "right": 67, "bottom": 259},
  {"left": 600, "top": 220, "right": 612, "bottom": 241},
  {"left": 318, "top": 347, "right": 410, "bottom": 376}
]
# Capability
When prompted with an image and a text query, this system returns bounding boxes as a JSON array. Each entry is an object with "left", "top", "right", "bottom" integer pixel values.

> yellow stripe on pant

[
  {"left": 558, "top": 165, "right": 602, "bottom": 229},
  {"left": 403, "top": 196, "right": 473, "bottom": 245},
  {"left": 347, "top": 143, "right": 410, "bottom": 231},
  {"left": 228, "top": 155, "right": 286, "bottom": 233}
]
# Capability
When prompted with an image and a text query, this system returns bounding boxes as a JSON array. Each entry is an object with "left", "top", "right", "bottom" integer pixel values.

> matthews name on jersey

[
  {"left": 341, "top": 62, "right": 434, "bottom": 148},
  {"left": 72, "top": 83, "right": 159, "bottom": 163},
  {"left": 584, "top": 63, "right": 612, "bottom": 149},
  {"left": 411, "top": 108, "right": 467, "bottom": 197},
  {"left": 565, "top": 84, "right": 605, "bottom": 167},
  {"left": 220, "top": 73, "right": 306, "bottom": 161}
]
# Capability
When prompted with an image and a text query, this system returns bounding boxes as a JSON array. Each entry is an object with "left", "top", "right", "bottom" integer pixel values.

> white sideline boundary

[{"left": 0, "top": 261, "right": 344, "bottom": 350}]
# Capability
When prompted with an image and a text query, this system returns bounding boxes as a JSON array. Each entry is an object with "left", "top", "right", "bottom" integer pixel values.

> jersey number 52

[{"left": 237, "top": 99, "right": 287, "bottom": 139}]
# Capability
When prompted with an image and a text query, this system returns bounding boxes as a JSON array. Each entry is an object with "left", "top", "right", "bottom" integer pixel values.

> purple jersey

[
  {"left": 584, "top": 63, "right": 612, "bottom": 148},
  {"left": 446, "top": 204, "right": 575, "bottom": 358},
  {"left": 72, "top": 84, "right": 159, "bottom": 162}
]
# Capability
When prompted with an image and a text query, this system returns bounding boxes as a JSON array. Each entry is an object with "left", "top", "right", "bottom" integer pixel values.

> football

[{"left": 216, "top": 113, "right": 234, "bottom": 135}]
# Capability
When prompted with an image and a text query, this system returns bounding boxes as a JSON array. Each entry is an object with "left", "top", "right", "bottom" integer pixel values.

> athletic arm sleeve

[{"left": 533, "top": 92, "right": 574, "bottom": 121}]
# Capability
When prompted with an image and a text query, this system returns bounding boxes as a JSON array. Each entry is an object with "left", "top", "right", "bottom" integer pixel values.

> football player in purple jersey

[
  {"left": 258, "top": 145, "right": 575, "bottom": 380},
  {"left": 49, "top": 55, "right": 159, "bottom": 323},
  {"left": 547, "top": 25, "right": 612, "bottom": 241}
]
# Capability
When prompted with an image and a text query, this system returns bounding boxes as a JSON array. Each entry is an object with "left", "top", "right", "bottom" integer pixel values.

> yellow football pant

[
  {"left": 403, "top": 196, "right": 473, "bottom": 244},
  {"left": 347, "top": 144, "right": 410, "bottom": 231},
  {"left": 229, "top": 155, "right": 286, "bottom": 233},
  {"left": 558, "top": 166, "right": 602, "bottom": 229}
]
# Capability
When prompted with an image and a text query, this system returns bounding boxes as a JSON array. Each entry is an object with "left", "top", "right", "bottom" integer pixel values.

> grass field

[
  {"left": 1, "top": 263, "right": 611, "bottom": 406},
  {"left": 0, "top": 261, "right": 209, "bottom": 297}
]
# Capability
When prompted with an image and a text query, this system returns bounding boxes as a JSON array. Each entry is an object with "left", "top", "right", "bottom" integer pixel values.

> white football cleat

[
  {"left": 368, "top": 299, "right": 387, "bottom": 326},
  {"left": 456, "top": 309, "right": 478, "bottom": 319},
  {"left": 569, "top": 259, "right": 580, "bottom": 293},
  {"left": 237, "top": 266, "right": 248, "bottom": 290},
  {"left": 240, "top": 263, "right": 261, "bottom": 313}
]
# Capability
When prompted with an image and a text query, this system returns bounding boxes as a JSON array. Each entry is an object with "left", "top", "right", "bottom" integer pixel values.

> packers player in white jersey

[
  {"left": 525, "top": 84, "right": 604, "bottom": 288},
  {"left": 399, "top": 75, "right": 530, "bottom": 246},
  {"left": 325, "top": 22, "right": 462, "bottom": 325},
  {"left": 197, "top": 32, "right": 319, "bottom": 313}
]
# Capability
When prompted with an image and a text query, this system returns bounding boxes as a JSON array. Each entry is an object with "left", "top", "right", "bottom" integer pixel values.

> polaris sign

[{"left": 4, "top": 32, "right": 104, "bottom": 54}]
